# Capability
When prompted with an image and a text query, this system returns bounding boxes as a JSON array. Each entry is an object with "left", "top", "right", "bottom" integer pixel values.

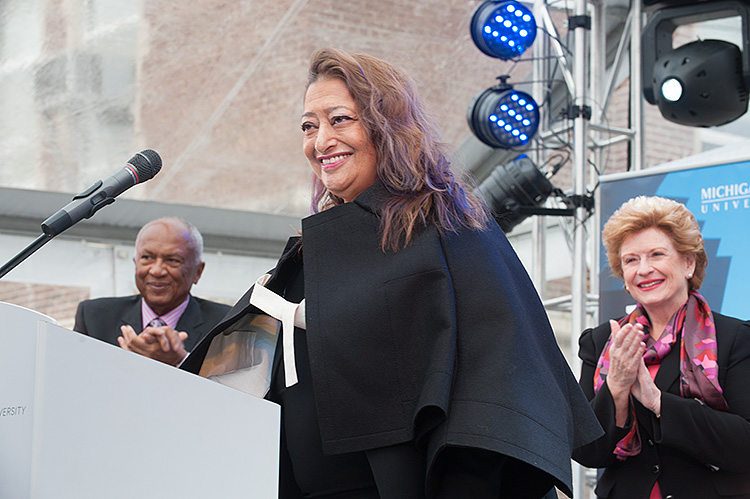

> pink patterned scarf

[{"left": 593, "top": 291, "right": 727, "bottom": 460}]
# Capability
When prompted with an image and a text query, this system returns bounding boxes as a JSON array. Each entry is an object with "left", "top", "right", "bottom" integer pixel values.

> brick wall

[
  {"left": 0, "top": 281, "right": 89, "bottom": 330},
  {"left": 7, "top": 1, "right": 702, "bottom": 217},
  {"left": 135, "top": 0, "right": 533, "bottom": 215}
]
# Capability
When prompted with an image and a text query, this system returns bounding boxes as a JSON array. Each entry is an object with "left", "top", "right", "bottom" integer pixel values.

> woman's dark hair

[{"left": 306, "top": 48, "right": 490, "bottom": 250}]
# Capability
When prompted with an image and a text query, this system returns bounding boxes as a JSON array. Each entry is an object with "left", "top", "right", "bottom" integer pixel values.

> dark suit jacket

[
  {"left": 74, "top": 294, "right": 230, "bottom": 352},
  {"left": 573, "top": 313, "right": 750, "bottom": 498},
  {"left": 183, "top": 181, "right": 602, "bottom": 498}
]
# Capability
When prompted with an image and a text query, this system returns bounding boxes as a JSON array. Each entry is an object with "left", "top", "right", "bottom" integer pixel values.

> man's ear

[{"left": 193, "top": 261, "right": 206, "bottom": 284}]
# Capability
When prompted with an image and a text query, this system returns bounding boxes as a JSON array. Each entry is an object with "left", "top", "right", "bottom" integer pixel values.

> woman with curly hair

[{"left": 574, "top": 196, "right": 750, "bottom": 498}]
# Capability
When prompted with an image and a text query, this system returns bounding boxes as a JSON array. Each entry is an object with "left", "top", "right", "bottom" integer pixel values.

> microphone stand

[
  {"left": 0, "top": 183, "right": 112, "bottom": 280},
  {"left": 0, "top": 233, "right": 55, "bottom": 280},
  {"left": 0, "top": 149, "right": 161, "bottom": 281}
]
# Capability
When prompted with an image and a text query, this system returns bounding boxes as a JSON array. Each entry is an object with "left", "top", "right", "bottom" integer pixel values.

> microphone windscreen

[{"left": 129, "top": 149, "right": 162, "bottom": 182}]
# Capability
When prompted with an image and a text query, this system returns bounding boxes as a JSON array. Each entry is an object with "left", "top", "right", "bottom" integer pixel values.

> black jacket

[
  {"left": 574, "top": 313, "right": 750, "bottom": 498},
  {"left": 184, "top": 182, "right": 602, "bottom": 497},
  {"left": 74, "top": 294, "right": 230, "bottom": 352}
]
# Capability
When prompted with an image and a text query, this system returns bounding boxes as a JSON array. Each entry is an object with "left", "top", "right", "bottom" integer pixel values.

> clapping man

[{"left": 74, "top": 217, "right": 230, "bottom": 366}]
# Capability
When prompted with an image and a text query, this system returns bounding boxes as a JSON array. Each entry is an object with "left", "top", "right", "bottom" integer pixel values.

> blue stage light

[
  {"left": 467, "top": 80, "right": 540, "bottom": 149},
  {"left": 471, "top": 1, "right": 537, "bottom": 60}
]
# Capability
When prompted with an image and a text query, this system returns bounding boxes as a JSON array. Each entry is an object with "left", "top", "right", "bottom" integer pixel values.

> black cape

[{"left": 183, "top": 182, "right": 602, "bottom": 496}]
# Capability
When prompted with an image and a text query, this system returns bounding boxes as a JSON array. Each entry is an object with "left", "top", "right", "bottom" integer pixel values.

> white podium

[{"left": 0, "top": 302, "right": 280, "bottom": 499}]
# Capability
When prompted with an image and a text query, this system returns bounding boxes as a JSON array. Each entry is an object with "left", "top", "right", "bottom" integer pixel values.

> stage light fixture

[
  {"left": 467, "top": 77, "right": 540, "bottom": 149},
  {"left": 653, "top": 39, "right": 747, "bottom": 126},
  {"left": 470, "top": 1, "right": 537, "bottom": 60},
  {"left": 642, "top": 0, "right": 750, "bottom": 127},
  {"left": 642, "top": 0, "right": 723, "bottom": 13},
  {"left": 476, "top": 155, "right": 553, "bottom": 232}
]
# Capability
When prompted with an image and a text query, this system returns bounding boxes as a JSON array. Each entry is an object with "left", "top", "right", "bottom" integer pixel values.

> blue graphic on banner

[
  {"left": 655, "top": 161, "right": 750, "bottom": 319},
  {"left": 599, "top": 160, "right": 750, "bottom": 321}
]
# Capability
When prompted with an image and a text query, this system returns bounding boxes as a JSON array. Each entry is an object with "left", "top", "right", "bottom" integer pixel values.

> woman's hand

[
  {"left": 631, "top": 360, "right": 662, "bottom": 417},
  {"left": 605, "top": 319, "right": 646, "bottom": 426}
]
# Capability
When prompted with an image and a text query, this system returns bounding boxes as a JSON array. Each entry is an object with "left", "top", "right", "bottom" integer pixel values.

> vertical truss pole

[
  {"left": 632, "top": 0, "right": 645, "bottom": 171},
  {"left": 571, "top": 0, "right": 590, "bottom": 492},
  {"left": 532, "top": 0, "right": 548, "bottom": 298},
  {"left": 590, "top": 0, "right": 605, "bottom": 329},
  {"left": 571, "top": 0, "right": 589, "bottom": 359}
]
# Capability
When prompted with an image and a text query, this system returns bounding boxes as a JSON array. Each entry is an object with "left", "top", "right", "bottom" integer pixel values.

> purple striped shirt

[{"left": 141, "top": 296, "right": 190, "bottom": 331}]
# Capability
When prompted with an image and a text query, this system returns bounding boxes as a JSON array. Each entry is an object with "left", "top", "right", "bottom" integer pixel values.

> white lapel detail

[{"left": 248, "top": 274, "right": 306, "bottom": 387}]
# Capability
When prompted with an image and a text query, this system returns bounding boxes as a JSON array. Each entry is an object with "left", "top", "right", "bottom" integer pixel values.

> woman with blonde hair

[{"left": 574, "top": 195, "right": 750, "bottom": 498}]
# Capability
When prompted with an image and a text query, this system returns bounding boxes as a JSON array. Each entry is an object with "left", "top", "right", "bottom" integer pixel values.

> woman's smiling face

[
  {"left": 301, "top": 78, "right": 378, "bottom": 203},
  {"left": 620, "top": 227, "right": 696, "bottom": 320}
]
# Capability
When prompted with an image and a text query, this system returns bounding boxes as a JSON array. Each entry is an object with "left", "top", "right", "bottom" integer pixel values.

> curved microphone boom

[{"left": 41, "top": 149, "right": 162, "bottom": 237}]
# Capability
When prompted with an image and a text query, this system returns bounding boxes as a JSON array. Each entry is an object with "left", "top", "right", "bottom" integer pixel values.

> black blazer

[
  {"left": 184, "top": 181, "right": 602, "bottom": 497},
  {"left": 73, "top": 294, "right": 230, "bottom": 352},
  {"left": 573, "top": 313, "right": 750, "bottom": 498}
]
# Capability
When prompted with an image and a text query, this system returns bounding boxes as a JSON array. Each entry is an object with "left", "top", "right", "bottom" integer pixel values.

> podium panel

[
  {"left": 0, "top": 303, "right": 54, "bottom": 499},
  {"left": 0, "top": 302, "right": 280, "bottom": 499}
]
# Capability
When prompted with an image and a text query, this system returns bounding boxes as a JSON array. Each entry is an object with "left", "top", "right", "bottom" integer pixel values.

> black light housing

[
  {"left": 467, "top": 77, "right": 540, "bottom": 149},
  {"left": 642, "top": 0, "right": 725, "bottom": 13},
  {"left": 642, "top": 0, "right": 750, "bottom": 126},
  {"left": 476, "top": 155, "right": 553, "bottom": 232},
  {"left": 653, "top": 39, "right": 747, "bottom": 126}
]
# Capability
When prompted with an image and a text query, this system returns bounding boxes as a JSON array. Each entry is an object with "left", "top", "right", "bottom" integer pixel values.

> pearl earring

[{"left": 687, "top": 273, "right": 693, "bottom": 279}]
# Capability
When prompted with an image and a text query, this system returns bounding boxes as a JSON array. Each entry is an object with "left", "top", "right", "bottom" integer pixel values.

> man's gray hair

[{"left": 135, "top": 217, "right": 204, "bottom": 265}]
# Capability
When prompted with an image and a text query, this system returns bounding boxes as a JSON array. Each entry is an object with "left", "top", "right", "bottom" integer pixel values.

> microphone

[{"left": 41, "top": 149, "right": 162, "bottom": 237}]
